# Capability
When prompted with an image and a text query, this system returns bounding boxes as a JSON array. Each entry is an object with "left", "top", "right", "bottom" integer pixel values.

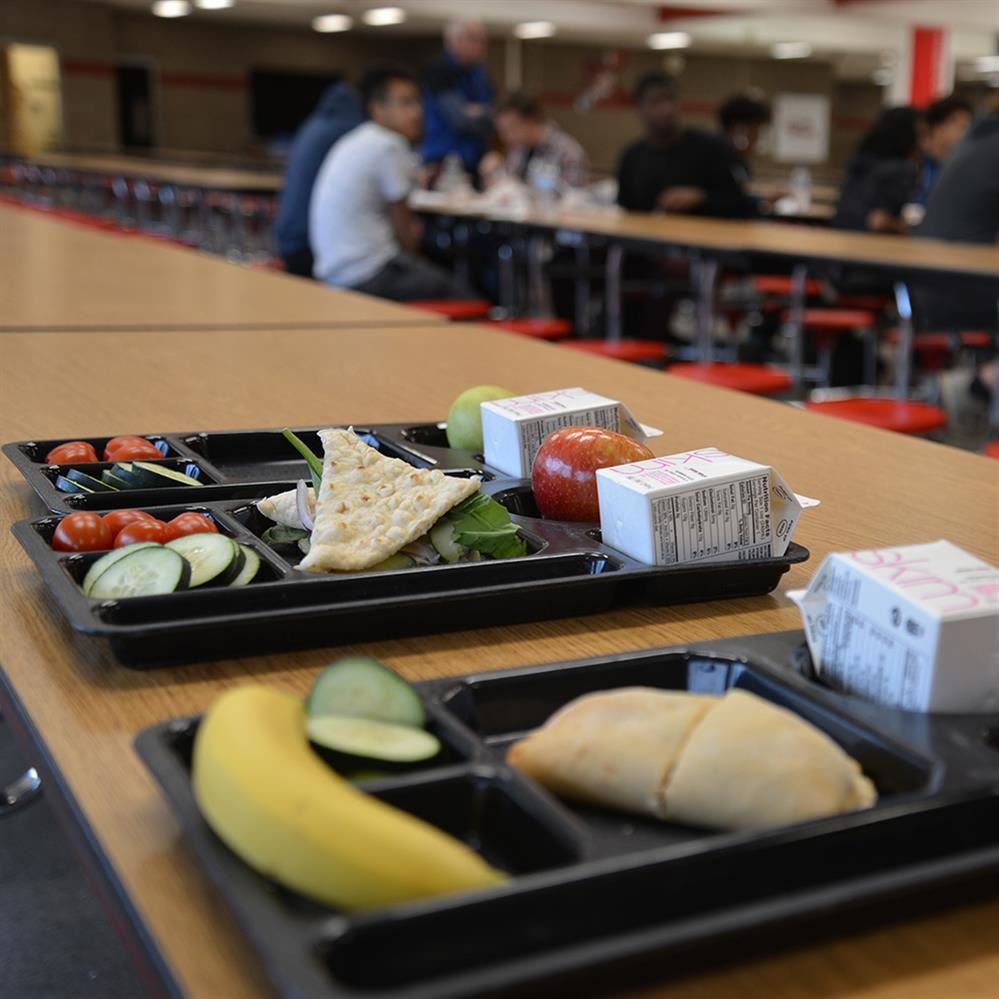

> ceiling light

[
  {"left": 872, "top": 68, "right": 893, "bottom": 86},
  {"left": 975, "top": 55, "right": 999, "bottom": 73},
  {"left": 772, "top": 41, "right": 812, "bottom": 60},
  {"left": 514, "top": 21, "right": 556, "bottom": 40},
  {"left": 194, "top": 0, "right": 234, "bottom": 8},
  {"left": 313, "top": 13, "right": 353, "bottom": 32},
  {"left": 152, "top": 0, "right": 191, "bottom": 16},
  {"left": 648, "top": 32, "right": 690, "bottom": 50},
  {"left": 362, "top": 7, "right": 406, "bottom": 26}
]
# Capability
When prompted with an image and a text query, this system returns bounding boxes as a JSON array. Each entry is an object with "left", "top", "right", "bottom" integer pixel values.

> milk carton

[
  {"left": 789, "top": 541, "right": 999, "bottom": 713},
  {"left": 481, "top": 387, "right": 660, "bottom": 479},
  {"left": 596, "top": 447, "right": 816, "bottom": 566}
]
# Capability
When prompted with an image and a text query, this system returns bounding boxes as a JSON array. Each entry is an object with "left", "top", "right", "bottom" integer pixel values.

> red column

[{"left": 909, "top": 26, "right": 950, "bottom": 107}]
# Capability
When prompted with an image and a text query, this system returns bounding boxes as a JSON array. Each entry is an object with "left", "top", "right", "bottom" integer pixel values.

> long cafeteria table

[
  {"left": 1, "top": 322, "right": 997, "bottom": 999},
  {"left": 0, "top": 204, "right": 443, "bottom": 331}
]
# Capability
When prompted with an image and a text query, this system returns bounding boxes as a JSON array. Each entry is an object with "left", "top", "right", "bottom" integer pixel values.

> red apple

[{"left": 532, "top": 427, "right": 655, "bottom": 522}]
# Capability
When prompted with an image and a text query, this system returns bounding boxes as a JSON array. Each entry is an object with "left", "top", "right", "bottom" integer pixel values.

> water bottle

[
  {"left": 437, "top": 154, "right": 471, "bottom": 195},
  {"left": 790, "top": 165, "right": 812, "bottom": 210},
  {"left": 527, "top": 158, "right": 562, "bottom": 212}
]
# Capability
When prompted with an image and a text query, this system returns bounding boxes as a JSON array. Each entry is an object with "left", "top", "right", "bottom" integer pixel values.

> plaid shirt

[{"left": 507, "top": 124, "right": 591, "bottom": 190}]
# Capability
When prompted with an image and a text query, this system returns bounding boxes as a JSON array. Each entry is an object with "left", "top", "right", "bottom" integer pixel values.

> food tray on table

[
  {"left": 6, "top": 424, "right": 808, "bottom": 668},
  {"left": 135, "top": 630, "right": 999, "bottom": 999}
]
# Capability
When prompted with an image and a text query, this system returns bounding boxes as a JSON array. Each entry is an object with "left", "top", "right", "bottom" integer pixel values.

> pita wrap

[
  {"left": 300, "top": 429, "right": 480, "bottom": 573},
  {"left": 257, "top": 487, "right": 315, "bottom": 530}
]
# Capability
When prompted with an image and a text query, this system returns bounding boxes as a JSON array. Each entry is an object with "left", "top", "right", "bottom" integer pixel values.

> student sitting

[
  {"left": 617, "top": 72, "right": 756, "bottom": 218},
  {"left": 717, "top": 93, "right": 770, "bottom": 183},
  {"left": 915, "top": 95, "right": 973, "bottom": 206},
  {"left": 309, "top": 67, "right": 472, "bottom": 302},
  {"left": 833, "top": 107, "right": 922, "bottom": 234},
  {"left": 493, "top": 92, "right": 590, "bottom": 190}
]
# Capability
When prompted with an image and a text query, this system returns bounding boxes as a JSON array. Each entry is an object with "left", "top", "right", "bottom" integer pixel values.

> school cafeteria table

[
  {"left": 1, "top": 323, "right": 997, "bottom": 999},
  {"left": 0, "top": 205, "right": 442, "bottom": 331}
]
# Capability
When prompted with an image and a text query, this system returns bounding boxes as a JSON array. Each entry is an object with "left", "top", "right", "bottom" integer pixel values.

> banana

[{"left": 191, "top": 685, "right": 506, "bottom": 910}]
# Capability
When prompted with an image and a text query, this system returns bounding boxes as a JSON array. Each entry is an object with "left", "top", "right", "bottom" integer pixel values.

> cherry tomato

[
  {"left": 102, "top": 509, "right": 158, "bottom": 538},
  {"left": 45, "top": 441, "right": 99, "bottom": 465},
  {"left": 52, "top": 512, "right": 113, "bottom": 552},
  {"left": 113, "top": 520, "right": 171, "bottom": 548},
  {"left": 165, "top": 512, "right": 218, "bottom": 541},
  {"left": 103, "top": 436, "right": 164, "bottom": 462}
]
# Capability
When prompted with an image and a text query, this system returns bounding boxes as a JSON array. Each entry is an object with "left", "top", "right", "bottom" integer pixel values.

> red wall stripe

[
  {"left": 909, "top": 26, "right": 946, "bottom": 107},
  {"left": 62, "top": 58, "right": 246, "bottom": 91},
  {"left": 61, "top": 59, "right": 116, "bottom": 78}
]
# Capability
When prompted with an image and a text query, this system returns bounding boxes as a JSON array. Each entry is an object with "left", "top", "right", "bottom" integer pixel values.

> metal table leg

[
  {"left": 694, "top": 254, "right": 720, "bottom": 363},
  {"left": 894, "top": 282, "right": 914, "bottom": 398},
  {"left": 605, "top": 243, "right": 624, "bottom": 342},
  {"left": 787, "top": 263, "right": 809, "bottom": 389},
  {"left": 574, "top": 240, "right": 592, "bottom": 337}
]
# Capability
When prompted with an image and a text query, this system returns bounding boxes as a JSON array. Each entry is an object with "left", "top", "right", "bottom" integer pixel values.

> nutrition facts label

[
  {"left": 650, "top": 473, "right": 772, "bottom": 564},
  {"left": 819, "top": 602, "right": 929, "bottom": 709},
  {"left": 518, "top": 407, "right": 619, "bottom": 472}
]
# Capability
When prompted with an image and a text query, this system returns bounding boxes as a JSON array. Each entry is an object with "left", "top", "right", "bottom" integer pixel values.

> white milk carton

[
  {"left": 595, "top": 447, "right": 816, "bottom": 566},
  {"left": 789, "top": 541, "right": 999, "bottom": 713},
  {"left": 480, "top": 387, "right": 660, "bottom": 479}
]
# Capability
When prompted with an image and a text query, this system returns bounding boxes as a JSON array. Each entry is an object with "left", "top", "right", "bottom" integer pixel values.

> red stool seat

[
  {"left": 668, "top": 362, "right": 792, "bottom": 396},
  {"left": 410, "top": 299, "right": 492, "bottom": 321},
  {"left": 984, "top": 441, "right": 999, "bottom": 459},
  {"left": 836, "top": 293, "right": 891, "bottom": 311},
  {"left": 565, "top": 340, "right": 666, "bottom": 363},
  {"left": 796, "top": 309, "right": 877, "bottom": 329},
  {"left": 805, "top": 399, "right": 946, "bottom": 435},
  {"left": 753, "top": 275, "right": 824, "bottom": 297},
  {"left": 885, "top": 330, "right": 992, "bottom": 349},
  {"left": 490, "top": 318, "right": 572, "bottom": 341}
]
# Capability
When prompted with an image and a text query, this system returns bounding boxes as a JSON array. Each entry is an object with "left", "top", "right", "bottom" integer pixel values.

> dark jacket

[
  {"left": 421, "top": 53, "right": 493, "bottom": 172},
  {"left": 275, "top": 83, "right": 364, "bottom": 257},
  {"left": 616, "top": 129, "right": 757, "bottom": 218},
  {"left": 833, "top": 152, "right": 918, "bottom": 232}
]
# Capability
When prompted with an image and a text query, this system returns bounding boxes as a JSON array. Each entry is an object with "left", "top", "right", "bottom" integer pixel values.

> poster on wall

[{"left": 772, "top": 93, "right": 830, "bottom": 164}]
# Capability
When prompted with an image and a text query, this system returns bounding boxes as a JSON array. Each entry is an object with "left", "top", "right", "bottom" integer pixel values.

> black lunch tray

[
  {"left": 135, "top": 630, "right": 999, "bottom": 999},
  {"left": 7, "top": 424, "right": 808, "bottom": 668}
]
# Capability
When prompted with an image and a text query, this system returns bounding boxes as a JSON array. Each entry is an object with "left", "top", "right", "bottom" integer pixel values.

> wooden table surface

[
  {"left": 28, "top": 152, "right": 283, "bottom": 193},
  {"left": 1, "top": 324, "right": 998, "bottom": 999},
  {"left": 0, "top": 206, "right": 440, "bottom": 331}
]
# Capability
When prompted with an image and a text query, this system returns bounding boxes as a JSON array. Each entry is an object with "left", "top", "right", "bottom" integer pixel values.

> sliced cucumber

[
  {"left": 131, "top": 461, "right": 203, "bottom": 488},
  {"left": 297, "top": 537, "right": 311, "bottom": 556},
  {"left": 429, "top": 521, "right": 466, "bottom": 563},
  {"left": 56, "top": 475, "right": 94, "bottom": 494},
  {"left": 66, "top": 469, "right": 118, "bottom": 493},
  {"left": 82, "top": 542, "right": 162, "bottom": 595},
  {"left": 88, "top": 546, "right": 190, "bottom": 599},
  {"left": 110, "top": 463, "right": 147, "bottom": 488},
  {"left": 369, "top": 552, "right": 414, "bottom": 571},
  {"left": 307, "top": 656, "right": 426, "bottom": 727},
  {"left": 101, "top": 470, "right": 133, "bottom": 490},
  {"left": 228, "top": 544, "right": 260, "bottom": 587},
  {"left": 306, "top": 716, "right": 440, "bottom": 768},
  {"left": 165, "top": 533, "right": 243, "bottom": 587}
]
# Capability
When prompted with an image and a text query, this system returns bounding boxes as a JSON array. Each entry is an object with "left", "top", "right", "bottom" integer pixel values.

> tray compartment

[{"left": 14, "top": 435, "right": 177, "bottom": 463}]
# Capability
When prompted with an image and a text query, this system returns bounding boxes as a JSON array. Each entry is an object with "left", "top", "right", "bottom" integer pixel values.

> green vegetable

[
  {"left": 307, "top": 656, "right": 426, "bottom": 727},
  {"left": 443, "top": 492, "right": 527, "bottom": 559},
  {"left": 282, "top": 428, "right": 324, "bottom": 496},
  {"left": 261, "top": 525, "right": 311, "bottom": 546}
]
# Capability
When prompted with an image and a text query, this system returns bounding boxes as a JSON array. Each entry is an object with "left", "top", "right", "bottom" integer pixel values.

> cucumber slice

[
  {"left": 110, "top": 463, "right": 147, "bottom": 488},
  {"left": 131, "top": 461, "right": 203, "bottom": 488},
  {"left": 307, "top": 656, "right": 426, "bottom": 727},
  {"left": 165, "top": 533, "right": 243, "bottom": 587},
  {"left": 101, "top": 470, "right": 133, "bottom": 490},
  {"left": 66, "top": 469, "right": 118, "bottom": 493},
  {"left": 56, "top": 475, "right": 94, "bottom": 494},
  {"left": 228, "top": 545, "right": 260, "bottom": 587},
  {"left": 82, "top": 542, "right": 162, "bottom": 595},
  {"left": 369, "top": 552, "right": 414, "bottom": 571},
  {"left": 297, "top": 537, "right": 311, "bottom": 556},
  {"left": 88, "top": 546, "right": 190, "bottom": 599},
  {"left": 429, "top": 521, "right": 466, "bottom": 563},
  {"left": 306, "top": 716, "right": 440, "bottom": 768}
]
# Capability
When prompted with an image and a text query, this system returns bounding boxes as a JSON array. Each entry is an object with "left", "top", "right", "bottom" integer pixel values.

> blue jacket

[
  {"left": 275, "top": 83, "right": 364, "bottom": 256},
  {"left": 421, "top": 53, "right": 493, "bottom": 172}
]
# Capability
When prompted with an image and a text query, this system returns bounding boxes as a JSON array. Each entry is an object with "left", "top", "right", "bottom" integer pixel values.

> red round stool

[
  {"left": 836, "top": 293, "right": 892, "bottom": 312},
  {"left": 752, "top": 275, "right": 824, "bottom": 297},
  {"left": 565, "top": 340, "right": 666, "bottom": 363},
  {"left": 490, "top": 318, "right": 572, "bottom": 341},
  {"left": 804, "top": 399, "right": 947, "bottom": 435},
  {"left": 668, "top": 362, "right": 792, "bottom": 396},
  {"left": 984, "top": 441, "right": 999, "bottom": 459},
  {"left": 885, "top": 330, "right": 993, "bottom": 372},
  {"left": 410, "top": 299, "right": 492, "bottom": 321}
]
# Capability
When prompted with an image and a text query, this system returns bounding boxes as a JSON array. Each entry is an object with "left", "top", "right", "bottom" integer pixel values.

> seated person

[
  {"left": 717, "top": 93, "right": 771, "bottom": 183},
  {"left": 915, "top": 94, "right": 973, "bottom": 206},
  {"left": 492, "top": 92, "right": 590, "bottom": 190},
  {"left": 617, "top": 72, "right": 756, "bottom": 218},
  {"left": 309, "top": 67, "right": 472, "bottom": 302},
  {"left": 834, "top": 107, "right": 922, "bottom": 234}
]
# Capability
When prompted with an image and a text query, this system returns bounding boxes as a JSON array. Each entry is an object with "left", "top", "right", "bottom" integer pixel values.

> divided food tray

[
  {"left": 135, "top": 630, "right": 999, "bottom": 999},
  {"left": 7, "top": 424, "right": 808, "bottom": 667}
]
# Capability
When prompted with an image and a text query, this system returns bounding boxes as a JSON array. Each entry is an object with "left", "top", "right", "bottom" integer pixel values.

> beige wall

[{"left": 1, "top": 0, "right": 880, "bottom": 180}]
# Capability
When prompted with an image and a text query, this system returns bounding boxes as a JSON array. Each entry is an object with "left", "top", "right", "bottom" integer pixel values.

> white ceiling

[{"left": 77, "top": 0, "right": 999, "bottom": 76}]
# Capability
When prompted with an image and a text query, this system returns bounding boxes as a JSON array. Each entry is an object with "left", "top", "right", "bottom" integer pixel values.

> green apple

[{"left": 446, "top": 385, "right": 515, "bottom": 450}]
